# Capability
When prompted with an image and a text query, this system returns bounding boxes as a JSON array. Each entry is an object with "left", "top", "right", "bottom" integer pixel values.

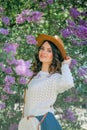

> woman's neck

[{"left": 41, "top": 63, "right": 50, "bottom": 72}]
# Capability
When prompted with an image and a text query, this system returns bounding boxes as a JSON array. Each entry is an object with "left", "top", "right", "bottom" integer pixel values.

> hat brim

[
  {"left": 18, "top": 117, "right": 41, "bottom": 130},
  {"left": 36, "top": 34, "right": 66, "bottom": 59}
]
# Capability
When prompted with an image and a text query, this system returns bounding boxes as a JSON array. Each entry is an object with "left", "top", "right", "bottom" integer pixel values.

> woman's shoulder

[{"left": 51, "top": 72, "right": 62, "bottom": 79}]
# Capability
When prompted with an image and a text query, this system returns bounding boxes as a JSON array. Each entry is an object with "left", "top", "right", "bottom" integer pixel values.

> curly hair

[{"left": 32, "top": 40, "right": 64, "bottom": 74}]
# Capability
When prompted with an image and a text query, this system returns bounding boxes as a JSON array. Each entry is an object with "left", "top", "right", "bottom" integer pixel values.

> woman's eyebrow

[{"left": 41, "top": 46, "right": 51, "bottom": 50}]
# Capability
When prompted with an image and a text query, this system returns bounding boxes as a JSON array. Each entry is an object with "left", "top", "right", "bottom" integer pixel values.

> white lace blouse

[{"left": 24, "top": 64, "right": 74, "bottom": 116}]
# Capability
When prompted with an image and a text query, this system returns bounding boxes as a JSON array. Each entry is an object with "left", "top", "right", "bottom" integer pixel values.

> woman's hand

[{"left": 62, "top": 56, "right": 72, "bottom": 66}]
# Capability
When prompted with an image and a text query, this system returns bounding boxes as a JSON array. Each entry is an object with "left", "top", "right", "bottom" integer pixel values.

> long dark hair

[{"left": 32, "top": 40, "right": 64, "bottom": 74}]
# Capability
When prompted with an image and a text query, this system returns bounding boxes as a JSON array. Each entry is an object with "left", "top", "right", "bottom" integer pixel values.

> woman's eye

[
  {"left": 40, "top": 47, "right": 44, "bottom": 50},
  {"left": 48, "top": 50, "right": 52, "bottom": 53}
]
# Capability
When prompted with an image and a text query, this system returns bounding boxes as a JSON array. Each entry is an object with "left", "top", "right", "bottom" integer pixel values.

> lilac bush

[{"left": 0, "top": 2, "right": 87, "bottom": 130}]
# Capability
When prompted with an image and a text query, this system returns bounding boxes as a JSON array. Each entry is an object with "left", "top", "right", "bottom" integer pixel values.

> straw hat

[
  {"left": 36, "top": 34, "right": 67, "bottom": 59},
  {"left": 18, "top": 117, "right": 41, "bottom": 130}
]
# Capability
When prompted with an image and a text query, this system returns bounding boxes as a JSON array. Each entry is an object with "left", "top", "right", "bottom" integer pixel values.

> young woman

[{"left": 23, "top": 34, "right": 74, "bottom": 130}]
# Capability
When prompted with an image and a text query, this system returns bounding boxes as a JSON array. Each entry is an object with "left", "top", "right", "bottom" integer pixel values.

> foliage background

[{"left": 0, "top": 0, "right": 87, "bottom": 130}]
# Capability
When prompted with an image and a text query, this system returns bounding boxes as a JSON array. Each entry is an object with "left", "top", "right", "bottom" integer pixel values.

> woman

[{"left": 24, "top": 34, "right": 74, "bottom": 130}]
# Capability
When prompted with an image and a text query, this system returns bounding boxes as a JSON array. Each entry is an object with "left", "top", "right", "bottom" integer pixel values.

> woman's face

[{"left": 39, "top": 41, "right": 53, "bottom": 64}]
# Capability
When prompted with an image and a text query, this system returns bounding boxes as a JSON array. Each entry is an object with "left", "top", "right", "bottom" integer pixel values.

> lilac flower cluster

[
  {"left": 3, "top": 66, "right": 13, "bottom": 74},
  {"left": 78, "top": 67, "right": 87, "bottom": 77},
  {"left": 6, "top": 57, "right": 17, "bottom": 65},
  {"left": 27, "top": 11, "right": 43, "bottom": 23},
  {"left": 73, "top": 25, "right": 87, "bottom": 39},
  {"left": 26, "top": 35, "right": 37, "bottom": 44},
  {"left": 19, "top": 77, "right": 26, "bottom": 84},
  {"left": 73, "top": 40, "right": 87, "bottom": 46},
  {"left": 70, "top": 8, "right": 80, "bottom": 18},
  {"left": 39, "top": 0, "right": 53, "bottom": 8},
  {"left": 2, "top": 16, "right": 10, "bottom": 25},
  {"left": 61, "top": 28, "right": 72, "bottom": 38},
  {"left": 1, "top": 40, "right": 34, "bottom": 95},
  {"left": 61, "top": 8, "right": 87, "bottom": 46},
  {"left": 16, "top": 9, "right": 43, "bottom": 24},
  {"left": 61, "top": 23, "right": 87, "bottom": 40},
  {"left": 4, "top": 75, "right": 15, "bottom": 84},
  {"left": 3, "top": 75, "right": 15, "bottom": 94},
  {"left": 78, "top": 67, "right": 87, "bottom": 84},
  {"left": 63, "top": 108, "right": 76, "bottom": 121},
  {"left": 64, "top": 96, "right": 78, "bottom": 103},
  {"left": 3, "top": 42, "right": 19, "bottom": 55},
  {"left": 0, "top": 28, "right": 9, "bottom": 35},
  {"left": 39, "top": 2, "right": 47, "bottom": 9},
  {"left": 70, "top": 59, "right": 78, "bottom": 69},
  {"left": 15, "top": 59, "right": 33, "bottom": 77},
  {"left": 1, "top": 95, "right": 8, "bottom": 100},
  {"left": 0, "top": 102, "right": 5, "bottom": 109},
  {"left": 78, "top": 19, "right": 87, "bottom": 27}
]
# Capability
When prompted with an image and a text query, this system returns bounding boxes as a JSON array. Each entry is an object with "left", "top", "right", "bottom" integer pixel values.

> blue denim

[{"left": 36, "top": 112, "right": 62, "bottom": 130}]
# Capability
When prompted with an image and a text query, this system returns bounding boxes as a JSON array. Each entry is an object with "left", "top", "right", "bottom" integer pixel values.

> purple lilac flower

[
  {"left": 26, "top": 35, "right": 37, "bottom": 44},
  {"left": 3, "top": 66, "right": 13, "bottom": 74},
  {"left": 79, "top": 41, "right": 87, "bottom": 45},
  {"left": 61, "top": 28, "right": 72, "bottom": 38},
  {"left": 25, "top": 69, "right": 33, "bottom": 77},
  {"left": 47, "top": 0, "right": 53, "bottom": 4},
  {"left": 64, "top": 96, "right": 78, "bottom": 103},
  {"left": 1, "top": 95, "right": 8, "bottom": 100},
  {"left": 33, "top": 0, "right": 37, "bottom": 2},
  {"left": 64, "top": 96, "right": 72, "bottom": 103},
  {"left": 2, "top": 16, "right": 10, "bottom": 25},
  {"left": 63, "top": 109, "right": 76, "bottom": 121},
  {"left": 70, "top": 8, "right": 80, "bottom": 18},
  {"left": 16, "top": 13, "right": 25, "bottom": 24},
  {"left": 3, "top": 43, "right": 19, "bottom": 55},
  {"left": 81, "top": 12, "right": 87, "bottom": 17},
  {"left": 72, "top": 40, "right": 80, "bottom": 46},
  {"left": 16, "top": 59, "right": 31, "bottom": 68},
  {"left": 84, "top": 78, "right": 87, "bottom": 84},
  {"left": 78, "top": 19, "right": 87, "bottom": 27},
  {"left": 19, "top": 77, "right": 26, "bottom": 84},
  {"left": 9, "top": 123, "right": 18, "bottom": 130},
  {"left": 39, "top": 2, "right": 47, "bottom": 9},
  {"left": 72, "top": 97, "right": 78, "bottom": 102},
  {"left": 3, "top": 84, "right": 14, "bottom": 94},
  {"left": 0, "top": 102, "right": 5, "bottom": 109},
  {"left": 4, "top": 75, "right": 15, "bottom": 84},
  {"left": 27, "top": 11, "right": 43, "bottom": 23},
  {"left": 15, "top": 59, "right": 33, "bottom": 77},
  {"left": 67, "top": 19, "right": 75, "bottom": 27},
  {"left": 74, "top": 25, "right": 87, "bottom": 39},
  {"left": 0, "top": 28, "right": 9, "bottom": 35},
  {"left": 22, "top": 9, "right": 32, "bottom": 18},
  {"left": 16, "top": 10, "right": 32, "bottom": 23},
  {"left": 78, "top": 67, "right": 86, "bottom": 77},
  {"left": 70, "top": 59, "right": 78, "bottom": 69},
  {"left": 6, "top": 57, "right": 17, "bottom": 65}
]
